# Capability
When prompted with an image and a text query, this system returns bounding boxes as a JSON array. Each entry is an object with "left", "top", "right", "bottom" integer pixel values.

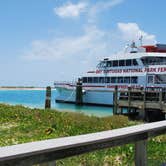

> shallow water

[{"left": 0, "top": 90, "right": 113, "bottom": 117}]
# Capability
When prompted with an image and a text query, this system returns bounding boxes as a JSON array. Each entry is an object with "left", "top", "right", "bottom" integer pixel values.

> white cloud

[
  {"left": 90, "top": 0, "right": 124, "bottom": 13},
  {"left": 118, "top": 22, "right": 156, "bottom": 44},
  {"left": 54, "top": 0, "right": 124, "bottom": 21},
  {"left": 24, "top": 26, "right": 110, "bottom": 62},
  {"left": 88, "top": 0, "right": 124, "bottom": 23},
  {"left": 24, "top": 22, "right": 157, "bottom": 61},
  {"left": 23, "top": 26, "right": 113, "bottom": 79},
  {"left": 54, "top": 2, "right": 87, "bottom": 18}
]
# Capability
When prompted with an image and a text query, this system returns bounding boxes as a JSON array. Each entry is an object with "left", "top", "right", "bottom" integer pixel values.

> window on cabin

[
  {"left": 141, "top": 57, "right": 166, "bottom": 66},
  {"left": 155, "top": 74, "right": 166, "bottom": 84},
  {"left": 107, "top": 61, "right": 112, "bottom": 67},
  {"left": 147, "top": 75, "right": 154, "bottom": 84},
  {"left": 99, "top": 77, "right": 105, "bottom": 83},
  {"left": 82, "top": 77, "right": 87, "bottom": 83},
  {"left": 105, "top": 77, "right": 110, "bottom": 83},
  {"left": 88, "top": 77, "right": 93, "bottom": 83},
  {"left": 124, "top": 77, "right": 130, "bottom": 83},
  {"left": 119, "top": 60, "right": 125, "bottom": 66},
  {"left": 97, "top": 61, "right": 108, "bottom": 68},
  {"left": 132, "top": 59, "right": 138, "bottom": 65},
  {"left": 111, "top": 77, "right": 117, "bottom": 83},
  {"left": 113, "top": 60, "right": 118, "bottom": 67},
  {"left": 131, "top": 77, "right": 138, "bottom": 84},
  {"left": 103, "top": 62, "right": 107, "bottom": 67},
  {"left": 93, "top": 77, "right": 98, "bottom": 83},
  {"left": 118, "top": 77, "right": 124, "bottom": 83},
  {"left": 126, "top": 59, "right": 132, "bottom": 66}
]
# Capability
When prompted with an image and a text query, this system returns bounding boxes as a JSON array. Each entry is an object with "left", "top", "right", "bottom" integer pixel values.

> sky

[{"left": 0, "top": 0, "right": 166, "bottom": 86}]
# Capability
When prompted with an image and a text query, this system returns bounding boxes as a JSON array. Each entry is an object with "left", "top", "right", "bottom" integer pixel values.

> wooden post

[
  {"left": 45, "top": 86, "right": 51, "bottom": 109},
  {"left": 120, "top": 107, "right": 123, "bottom": 114},
  {"left": 128, "top": 87, "right": 131, "bottom": 113},
  {"left": 75, "top": 78, "right": 83, "bottom": 105},
  {"left": 113, "top": 86, "right": 118, "bottom": 115},
  {"left": 142, "top": 89, "right": 146, "bottom": 121},
  {"left": 159, "top": 88, "right": 163, "bottom": 104},
  {"left": 48, "top": 161, "right": 56, "bottom": 166},
  {"left": 39, "top": 161, "right": 56, "bottom": 166},
  {"left": 135, "top": 140, "right": 147, "bottom": 166}
]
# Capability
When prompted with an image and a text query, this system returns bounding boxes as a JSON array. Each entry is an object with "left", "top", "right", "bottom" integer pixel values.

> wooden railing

[
  {"left": 0, "top": 121, "right": 166, "bottom": 166},
  {"left": 113, "top": 87, "right": 166, "bottom": 119}
]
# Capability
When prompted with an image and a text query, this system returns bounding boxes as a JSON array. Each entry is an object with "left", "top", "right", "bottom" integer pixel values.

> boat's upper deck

[
  {"left": 102, "top": 43, "right": 166, "bottom": 61},
  {"left": 95, "top": 44, "right": 166, "bottom": 70},
  {"left": 107, "top": 52, "right": 166, "bottom": 61}
]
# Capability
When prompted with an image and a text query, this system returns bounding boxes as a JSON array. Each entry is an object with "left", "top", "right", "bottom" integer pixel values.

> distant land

[{"left": 0, "top": 86, "right": 48, "bottom": 90}]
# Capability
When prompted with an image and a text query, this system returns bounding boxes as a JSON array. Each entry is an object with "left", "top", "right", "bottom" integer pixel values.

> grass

[{"left": 0, "top": 103, "right": 165, "bottom": 165}]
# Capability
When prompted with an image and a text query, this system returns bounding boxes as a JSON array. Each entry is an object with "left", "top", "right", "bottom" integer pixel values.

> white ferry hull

[{"left": 56, "top": 88, "right": 114, "bottom": 106}]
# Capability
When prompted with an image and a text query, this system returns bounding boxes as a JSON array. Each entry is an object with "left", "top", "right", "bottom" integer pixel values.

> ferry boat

[{"left": 54, "top": 42, "right": 166, "bottom": 106}]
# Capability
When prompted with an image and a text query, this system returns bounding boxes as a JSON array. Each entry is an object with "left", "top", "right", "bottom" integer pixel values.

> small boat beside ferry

[{"left": 54, "top": 41, "right": 166, "bottom": 106}]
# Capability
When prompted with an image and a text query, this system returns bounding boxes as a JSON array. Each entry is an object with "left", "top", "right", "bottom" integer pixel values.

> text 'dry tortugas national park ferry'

[{"left": 54, "top": 42, "right": 166, "bottom": 106}]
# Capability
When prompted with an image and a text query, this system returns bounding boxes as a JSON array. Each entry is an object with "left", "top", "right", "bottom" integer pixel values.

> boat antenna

[
  {"left": 131, "top": 41, "right": 137, "bottom": 48},
  {"left": 124, "top": 44, "right": 130, "bottom": 53},
  {"left": 130, "top": 40, "right": 138, "bottom": 53},
  {"left": 139, "top": 35, "right": 143, "bottom": 46}
]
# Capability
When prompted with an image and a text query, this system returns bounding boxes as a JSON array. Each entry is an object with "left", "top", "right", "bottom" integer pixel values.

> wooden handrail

[{"left": 0, "top": 121, "right": 165, "bottom": 166}]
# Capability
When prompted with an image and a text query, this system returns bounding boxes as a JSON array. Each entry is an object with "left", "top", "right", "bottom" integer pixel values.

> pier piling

[
  {"left": 113, "top": 86, "right": 118, "bottom": 115},
  {"left": 75, "top": 79, "right": 83, "bottom": 105},
  {"left": 128, "top": 87, "right": 131, "bottom": 113},
  {"left": 45, "top": 86, "right": 51, "bottom": 109}
]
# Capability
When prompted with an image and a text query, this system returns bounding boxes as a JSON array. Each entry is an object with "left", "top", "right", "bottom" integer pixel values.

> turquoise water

[{"left": 0, "top": 90, "right": 113, "bottom": 117}]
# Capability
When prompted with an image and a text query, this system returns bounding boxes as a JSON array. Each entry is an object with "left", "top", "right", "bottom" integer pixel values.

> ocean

[{"left": 0, "top": 89, "right": 113, "bottom": 117}]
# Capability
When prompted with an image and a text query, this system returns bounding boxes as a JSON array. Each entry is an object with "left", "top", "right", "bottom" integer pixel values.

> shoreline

[{"left": 0, "top": 87, "right": 55, "bottom": 90}]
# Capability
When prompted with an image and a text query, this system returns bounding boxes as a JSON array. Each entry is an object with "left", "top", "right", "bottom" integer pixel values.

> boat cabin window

[
  {"left": 97, "top": 59, "right": 138, "bottom": 68},
  {"left": 124, "top": 77, "right": 130, "bottom": 83},
  {"left": 113, "top": 60, "right": 118, "bottom": 67},
  {"left": 118, "top": 77, "right": 123, "bottom": 83},
  {"left": 107, "top": 61, "right": 112, "bottom": 67},
  {"left": 88, "top": 77, "right": 93, "bottom": 83},
  {"left": 82, "top": 76, "right": 138, "bottom": 84},
  {"left": 126, "top": 59, "right": 131, "bottom": 66},
  {"left": 97, "top": 61, "right": 107, "bottom": 68},
  {"left": 147, "top": 75, "right": 155, "bottom": 84},
  {"left": 111, "top": 77, "right": 117, "bottom": 83},
  {"left": 131, "top": 77, "right": 138, "bottom": 84},
  {"left": 93, "top": 77, "right": 98, "bottom": 83},
  {"left": 155, "top": 74, "right": 166, "bottom": 84},
  {"left": 141, "top": 57, "right": 166, "bottom": 66},
  {"left": 119, "top": 60, "right": 125, "bottom": 66},
  {"left": 83, "top": 77, "right": 87, "bottom": 83},
  {"left": 133, "top": 59, "right": 138, "bottom": 65},
  {"left": 105, "top": 77, "right": 110, "bottom": 83},
  {"left": 99, "top": 77, "right": 105, "bottom": 83}
]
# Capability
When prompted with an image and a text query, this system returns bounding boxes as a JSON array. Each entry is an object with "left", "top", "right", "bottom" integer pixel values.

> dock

[{"left": 113, "top": 86, "right": 166, "bottom": 121}]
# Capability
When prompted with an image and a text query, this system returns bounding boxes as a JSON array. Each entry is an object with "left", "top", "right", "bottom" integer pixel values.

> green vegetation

[{"left": 0, "top": 104, "right": 165, "bottom": 165}]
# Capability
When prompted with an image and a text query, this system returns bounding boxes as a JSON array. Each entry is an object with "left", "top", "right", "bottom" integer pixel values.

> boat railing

[
  {"left": 54, "top": 81, "right": 77, "bottom": 86},
  {"left": 119, "top": 87, "right": 166, "bottom": 102}
]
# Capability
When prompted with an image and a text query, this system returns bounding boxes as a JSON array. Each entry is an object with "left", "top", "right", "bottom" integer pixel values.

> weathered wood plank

[
  {"left": 135, "top": 140, "right": 147, "bottom": 166},
  {"left": 0, "top": 121, "right": 165, "bottom": 166}
]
